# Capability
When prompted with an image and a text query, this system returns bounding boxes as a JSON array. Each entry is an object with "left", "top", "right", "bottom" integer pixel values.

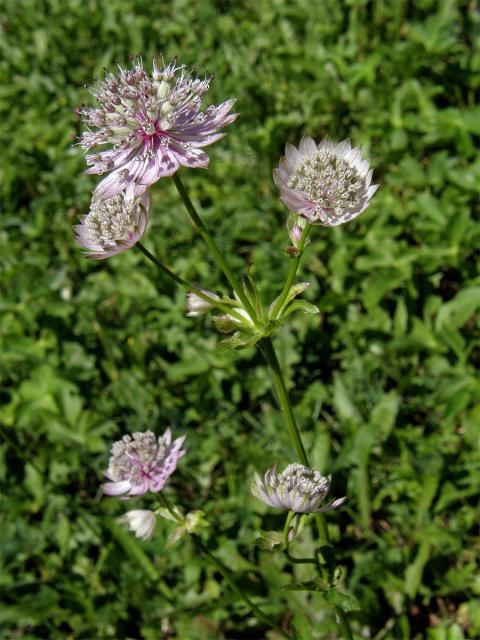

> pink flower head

[
  {"left": 274, "top": 137, "right": 378, "bottom": 227},
  {"left": 78, "top": 58, "right": 238, "bottom": 200},
  {"left": 103, "top": 429, "right": 186, "bottom": 497},
  {"left": 74, "top": 190, "right": 150, "bottom": 259}
]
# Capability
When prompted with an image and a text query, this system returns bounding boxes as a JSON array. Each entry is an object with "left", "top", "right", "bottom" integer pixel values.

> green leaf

[
  {"left": 322, "top": 588, "right": 361, "bottom": 612},
  {"left": 254, "top": 530, "right": 284, "bottom": 551},
  {"left": 282, "top": 299, "right": 320, "bottom": 318},
  {"left": 268, "top": 281, "right": 310, "bottom": 319},
  {"left": 435, "top": 287, "right": 480, "bottom": 331},
  {"left": 405, "top": 537, "right": 432, "bottom": 599}
]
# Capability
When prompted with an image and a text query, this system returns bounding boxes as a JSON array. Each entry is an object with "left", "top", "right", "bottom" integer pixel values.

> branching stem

[
  {"left": 270, "top": 224, "right": 311, "bottom": 319},
  {"left": 172, "top": 173, "right": 256, "bottom": 319},
  {"left": 136, "top": 241, "right": 244, "bottom": 322}
]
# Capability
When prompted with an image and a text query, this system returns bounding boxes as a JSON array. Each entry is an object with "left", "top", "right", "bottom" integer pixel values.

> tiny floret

[
  {"left": 123, "top": 509, "right": 157, "bottom": 540},
  {"left": 75, "top": 190, "right": 150, "bottom": 259},
  {"left": 274, "top": 137, "right": 378, "bottom": 227},
  {"left": 251, "top": 463, "right": 346, "bottom": 513},
  {"left": 186, "top": 289, "right": 219, "bottom": 316},
  {"left": 78, "top": 58, "right": 238, "bottom": 199},
  {"left": 103, "top": 429, "right": 186, "bottom": 497}
]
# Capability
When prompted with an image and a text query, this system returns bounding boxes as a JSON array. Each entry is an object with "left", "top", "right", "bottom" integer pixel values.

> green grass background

[{"left": 1, "top": 0, "right": 479, "bottom": 638}]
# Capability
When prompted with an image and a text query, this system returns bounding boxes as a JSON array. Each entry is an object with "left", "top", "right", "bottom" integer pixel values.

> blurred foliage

[{"left": 1, "top": 0, "right": 479, "bottom": 638}]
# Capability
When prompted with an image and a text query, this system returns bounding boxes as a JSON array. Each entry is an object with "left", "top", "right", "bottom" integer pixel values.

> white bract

[{"left": 122, "top": 510, "right": 157, "bottom": 540}]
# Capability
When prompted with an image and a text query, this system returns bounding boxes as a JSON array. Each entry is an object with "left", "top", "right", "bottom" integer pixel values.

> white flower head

[
  {"left": 251, "top": 463, "right": 346, "bottom": 513},
  {"left": 75, "top": 189, "right": 150, "bottom": 259},
  {"left": 274, "top": 136, "right": 378, "bottom": 227},
  {"left": 122, "top": 509, "right": 157, "bottom": 540}
]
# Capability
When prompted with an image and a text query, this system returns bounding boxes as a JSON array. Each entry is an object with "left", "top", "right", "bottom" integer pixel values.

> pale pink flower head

[
  {"left": 274, "top": 137, "right": 378, "bottom": 227},
  {"left": 251, "top": 463, "right": 346, "bottom": 514},
  {"left": 78, "top": 58, "right": 238, "bottom": 200},
  {"left": 103, "top": 429, "right": 186, "bottom": 497},
  {"left": 74, "top": 190, "right": 150, "bottom": 259}
]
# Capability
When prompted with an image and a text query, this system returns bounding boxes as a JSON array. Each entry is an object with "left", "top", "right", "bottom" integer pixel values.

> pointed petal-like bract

[
  {"left": 251, "top": 463, "right": 346, "bottom": 514},
  {"left": 274, "top": 136, "right": 378, "bottom": 227}
]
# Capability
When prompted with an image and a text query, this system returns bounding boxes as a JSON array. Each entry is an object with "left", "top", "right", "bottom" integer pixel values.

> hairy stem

[{"left": 172, "top": 173, "right": 256, "bottom": 319}]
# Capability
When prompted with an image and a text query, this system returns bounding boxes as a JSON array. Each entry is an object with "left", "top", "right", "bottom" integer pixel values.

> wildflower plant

[{"left": 77, "top": 56, "right": 379, "bottom": 639}]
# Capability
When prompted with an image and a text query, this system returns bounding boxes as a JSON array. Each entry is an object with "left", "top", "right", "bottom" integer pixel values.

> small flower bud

[
  {"left": 286, "top": 213, "right": 310, "bottom": 250},
  {"left": 123, "top": 510, "right": 157, "bottom": 540},
  {"left": 186, "top": 289, "right": 219, "bottom": 317},
  {"left": 213, "top": 307, "right": 254, "bottom": 333}
]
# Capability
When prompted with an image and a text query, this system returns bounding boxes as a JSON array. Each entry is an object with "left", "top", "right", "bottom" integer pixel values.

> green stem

[
  {"left": 283, "top": 511, "right": 295, "bottom": 549},
  {"left": 172, "top": 173, "right": 256, "bottom": 319},
  {"left": 261, "top": 335, "right": 329, "bottom": 548},
  {"left": 156, "top": 493, "right": 289, "bottom": 638},
  {"left": 270, "top": 224, "right": 311, "bottom": 319},
  {"left": 336, "top": 607, "right": 354, "bottom": 640},
  {"left": 260, "top": 337, "right": 355, "bottom": 638},
  {"left": 136, "top": 241, "right": 244, "bottom": 322},
  {"left": 259, "top": 336, "right": 309, "bottom": 465},
  {"left": 196, "top": 539, "right": 290, "bottom": 639},
  {"left": 137, "top": 241, "right": 192, "bottom": 290},
  {"left": 283, "top": 511, "right": 322, "bottom": 565}
]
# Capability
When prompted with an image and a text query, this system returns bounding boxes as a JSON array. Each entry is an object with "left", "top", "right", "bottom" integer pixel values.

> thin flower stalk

[
  {"left": 172, "top": 173, "right": 257, "bottom": 320},
  {"left": 269, "top": 223, "right": 311, "bottom": 319},
  {"left": 155, "top": 492, "right": 290, "bottom": 639},
  {"left": 259, "top": 339, "right": 356, "bottom": 640},
  {"left": 259, "top": 337, "right": 330, "bottom": 540},
  {"left": 136, "top": 241, "right": 245, "bottom": 322}
]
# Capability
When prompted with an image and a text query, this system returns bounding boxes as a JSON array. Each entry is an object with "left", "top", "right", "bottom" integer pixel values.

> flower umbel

[
  {"left": 251, "top": 463, "right": 346, "bottom": 513},
  {"left": 274, "top": 137, "right": 378, "bottom": 227},
  {"left": 78, "top": 58, "right": 238, "bottom": 200},
  {"left": 122, "top": 509, "right": 157, "bottom": 540},
  {"left": 75, "top": 190, "right": 150, "bottom": 259},
  {"left": 103, "top": 429, "right": 186, "bottom": 497}
]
